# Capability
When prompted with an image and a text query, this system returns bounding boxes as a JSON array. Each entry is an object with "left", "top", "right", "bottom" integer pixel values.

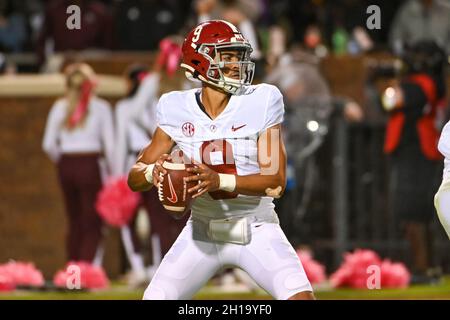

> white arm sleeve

[
  {"left": 42, "top": 100, "right": 64, "bottom": 162},
  {"left": 113, "top": 101, "right": 128, "bottom": 176},
  {"left": 261, "top": 85, "right": 285, "bottom": 133},
  {"left": 100, "top": 101, "right": 116, "bottom": 176},
  {"left": 155, "top": 94, "right": 174, "bottom": 138},
  {"left": 140, "top": 99, "right": 158, "bottom": 138},
  {"left": 131, "top": 73, "right": 160, "bottom": 133}
]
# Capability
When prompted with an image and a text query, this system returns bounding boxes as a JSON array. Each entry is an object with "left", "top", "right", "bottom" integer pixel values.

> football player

[
  {"left": 435, "top": 120, "right": 450, "bottom": 239},
  {"left": 128, "top": 20, "right": 314, "bottom": 300}
]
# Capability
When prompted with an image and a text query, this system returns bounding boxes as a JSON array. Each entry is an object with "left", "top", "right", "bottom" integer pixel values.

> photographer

[{"left": 380, "top": 40, "right": 447, "bottom": 283}]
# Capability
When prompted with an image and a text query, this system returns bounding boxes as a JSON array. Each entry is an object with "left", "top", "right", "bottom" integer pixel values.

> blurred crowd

[
  {"left": 2, "top": 0, "right": 450, "bottom": 288},
  {"left": 0, "top": 0, "right": 449, "bottom": 71}
]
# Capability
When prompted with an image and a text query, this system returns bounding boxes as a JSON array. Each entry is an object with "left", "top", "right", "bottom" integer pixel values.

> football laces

[{"left": 157, "top": 172, "right": 164, "bottom": 202}]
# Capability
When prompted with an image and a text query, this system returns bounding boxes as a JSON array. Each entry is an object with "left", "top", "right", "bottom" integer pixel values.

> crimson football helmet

[{"left": 181, "top": 20, "right": 254, "bottom": 95}]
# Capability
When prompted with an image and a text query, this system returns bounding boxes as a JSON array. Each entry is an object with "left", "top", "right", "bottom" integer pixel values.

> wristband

[
  {"left": 144, "top": 163, "right": 155, "bottom": 185},
  {"left": 218, "top": 173, "right": 236, "bottom": 192}
]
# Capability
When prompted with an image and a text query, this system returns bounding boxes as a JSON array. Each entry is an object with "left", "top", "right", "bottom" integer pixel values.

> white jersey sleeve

[
  {"left": 156, "top": 92, "right": 185, "bottom": 140},
  {"left": 156, "top": 94, "right": 170, "bottom": 136},
  {"left": 113, "top": 100, "right": 129, "bottom": 176},
  {"left": 439, "top": 120, "right": 450, "bottom": 159},
  {"left": 261, "top": 85, "right": 284, "bottom": 133},
  {"left": 97, "top": 98, "right": 115, "bottom": 177},
  {"left": 131, "top": 73, "right": 160, "bottom": 133}
]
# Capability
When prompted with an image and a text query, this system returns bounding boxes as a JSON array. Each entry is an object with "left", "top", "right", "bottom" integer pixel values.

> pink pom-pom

[
  {"left": 166, "top": 43, "right": 182, "bottom": 76},
  {"left": 380, "top": 260, "right": 410, "bottom": 288},
  {"left": 330, "top": 249, "right": 411, "bottom": 289},
  {"left": 0, "top": 273, "right": 15, "bottom": 292},
  {"left": 0, "top": 261, "right": 44, "bottom": 288},
  {"left": 95, "top": 176, "right": 140, "bottom": 227},
  {"left": 296, "top": 249, "right": 326, "bottom": 284},
  {"left": 53, "top": 270, "right": 68, "bottom": 288},
  {"left": 329, "top": 266, "right": 352, "bottom": 288},
  {"left": 330, "top": 249, "right": 382, "bottom": 289},
  {"left": 53, "top": 261, "right": 109, "bottom": 290}
]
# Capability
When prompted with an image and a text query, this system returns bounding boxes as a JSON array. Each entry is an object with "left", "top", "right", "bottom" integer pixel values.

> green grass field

[{"left": 2, "top": 277, "right": 450, "bottom": 300}]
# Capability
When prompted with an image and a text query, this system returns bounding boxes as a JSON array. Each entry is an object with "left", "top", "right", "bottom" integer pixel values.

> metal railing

[{"left": 279, "top": 113, "right": 450, "bottom": 272}]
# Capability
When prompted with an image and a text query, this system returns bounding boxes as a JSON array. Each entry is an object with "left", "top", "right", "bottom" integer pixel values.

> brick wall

[{"left": 0, "top": 96, "right": 123, "bottom": 279}]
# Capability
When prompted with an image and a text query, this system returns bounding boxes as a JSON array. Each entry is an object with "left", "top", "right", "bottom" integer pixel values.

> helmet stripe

[{"left": 221, "top": 20, "right": 240, "bottom": 33}]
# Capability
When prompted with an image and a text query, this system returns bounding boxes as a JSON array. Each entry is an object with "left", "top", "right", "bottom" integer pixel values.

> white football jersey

[
  {"left": 157, "top": 83, "right": 284, "bottom": 219},
  {"left": 439, "top": 120, "right": 450, "bottom": 180}
]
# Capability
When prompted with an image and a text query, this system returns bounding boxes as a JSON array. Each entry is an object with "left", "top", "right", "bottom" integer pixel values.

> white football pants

[
  {"left": 434, "top": 179, "right": 450, "bottom": 239},
  {"left": 143, "top": 220, "right": 313, "bottom": 300}
]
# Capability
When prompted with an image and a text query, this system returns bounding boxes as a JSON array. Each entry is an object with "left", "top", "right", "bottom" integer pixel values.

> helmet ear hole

[{"left": 199, "top": 46, "right": 211, "bottom": 55}]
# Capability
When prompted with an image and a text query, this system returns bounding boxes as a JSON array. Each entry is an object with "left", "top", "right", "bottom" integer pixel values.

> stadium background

[{"left": 1, "top": 0, "right": 450, "bottom": 299}]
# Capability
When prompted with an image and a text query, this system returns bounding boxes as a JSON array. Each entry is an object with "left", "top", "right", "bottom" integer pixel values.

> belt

[{"left": 191, "top": 211, "right": 279, "bottom": 245}]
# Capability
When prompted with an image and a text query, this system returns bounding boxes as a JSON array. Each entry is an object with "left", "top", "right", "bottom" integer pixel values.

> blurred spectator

[
  {"left": 0, "top": 52, "right": 16, "bottom": 74},
  {"left": 37, "top": 0, "right": 114, "bottom": 64},
  {"left": 284, "top": 0, "right": 320, "bottom": 46},
  {"left": 113, "top": 0, "right": 190, "bottom": 50},
  {"left": 389, "top": 0, "right": 450, "bottom": 54},
  {"left": 303, "top": 24, "right": 330, "bottom": 57},
  {"left": 114, "top": 62, "right": 187, "bottom": 287},
  {"left": 119, "top": 38, "right": 192, "bottom": 284},
  {"left": 42, "top": 63, "right": 115, "bottom": 264},
  {"left": 266, "top": 1, "right": 402, "bottom": 54},
  {"left": 224, "top": 0, "right": 262, "bottom": 23},
  {"left": 24, "top": 0, "right": 45, "bottom": 51},
  {"left": 0, "top": 0, "right": 27, "bottom": 52},
  {"left": 114, "top": 63, "right": 152, "bottom": 287},
  {"left": 380, "top": 40, "right": 447, "bottom": 283},
  {"left": 265, "top": 46, "right": 363, "bottom": 242},
  {"left": 0, "top": 52, "right": 5, "bottom": 72},
  {"left": 326, "top": 0, "right": 374, "bottom": 51},
  {"left": 265, "top": 24, "right": 287, "bottom": 69},
  {"left": 194, "top": 0, "right": 262, "bottom": 59},
  {"left": 267, "top": 47, "right": 363, "bottom": 124}
]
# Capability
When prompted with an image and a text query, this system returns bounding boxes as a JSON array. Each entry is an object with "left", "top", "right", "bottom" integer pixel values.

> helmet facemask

[{"left": 198, "top": 43, "right": 255, "bottom": 95}]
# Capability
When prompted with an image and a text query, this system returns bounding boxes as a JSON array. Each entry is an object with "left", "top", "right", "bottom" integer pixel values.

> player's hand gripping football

[
  {"left": 152, "top": 154, "right": 172, "bottom": 188},
  {"left": 185, "top": 161, "right": 220, "bottom": 198}
]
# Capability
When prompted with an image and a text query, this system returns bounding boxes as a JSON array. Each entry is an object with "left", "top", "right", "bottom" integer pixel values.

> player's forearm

[
  {"left": 234, "top": 174, "right": 286, "bottom": 197},
  {"left": 128, "top": 162, "right": 153, "bottom": 192},
  {"left": 127, "top": 128, "right": 174, "bottom": 192}
]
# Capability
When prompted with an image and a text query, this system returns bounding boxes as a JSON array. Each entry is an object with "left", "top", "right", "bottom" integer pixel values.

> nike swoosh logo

[
  {"left": 231, "top": 124, "right": 247, "bottom": 132},
  {"left": 217, "top": 39, "right": 226, "bottom": 43},
  {"left": 166, "top": 174, "right": 178, "bottom": 203}
]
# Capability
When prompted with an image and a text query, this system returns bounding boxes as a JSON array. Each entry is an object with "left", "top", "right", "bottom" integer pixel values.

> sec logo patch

[{"left": 182, "top": 122, "right": 195, "bottom": 137}]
